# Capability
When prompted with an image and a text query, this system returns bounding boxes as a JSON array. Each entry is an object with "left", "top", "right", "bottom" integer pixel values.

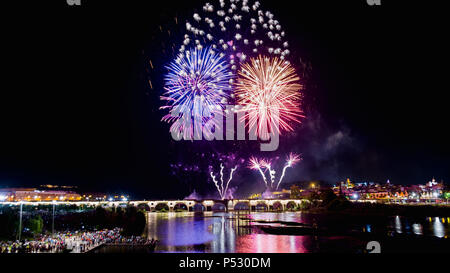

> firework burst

[
  {"left": 181, "top": 0, "right": 291, "bottom": 71},
  {"left": 235, "top": 55, "right": 304, "bottom": 138},
  {"left": 249, "top": 153, "right": 302, "bottom": 190},
  {"left": 249, "top": 156, "right": 269, "bottom": 187},
  {"left": 161, "top": 46, "right": 233, "bottom": 139}
]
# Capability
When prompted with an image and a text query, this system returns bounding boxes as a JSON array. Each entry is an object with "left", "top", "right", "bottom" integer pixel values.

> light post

[
  {"left": 18, "top": 201, "right": 23, "bottom": 241},
  {"left": 52, "top": 200, "right": 56, "bottom": 235}
]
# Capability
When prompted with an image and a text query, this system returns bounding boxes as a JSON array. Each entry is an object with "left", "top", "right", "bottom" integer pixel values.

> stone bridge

[{"left": 0, "top": 199, "right": 309, "bottom": 212}]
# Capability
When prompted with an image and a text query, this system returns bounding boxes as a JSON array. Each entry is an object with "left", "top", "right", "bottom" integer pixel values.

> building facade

[{"left": 0, "top": 188, "right": 82, "bottom": 202}]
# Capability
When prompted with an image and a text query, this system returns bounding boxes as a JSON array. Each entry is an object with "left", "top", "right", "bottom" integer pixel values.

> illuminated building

[
  {"left": 271, "top": 189, "right": 291, "bottom": 199},
  {"left": 106, "top": 194, "right": 130, "bottom": 201},
  {"left": 0, "top": 188, "right": 81, "bottom": 202},
  {"left": 40, "top": 184, "right": 78, "bottom": 190},
  {"left": 81, "top": 193, "right": 108, "bottom": 201},
  {"left": 332, "top": 177, "right": 446, "bottom": 203},
  {"left": 248, "top": 193, "right": 262, "bottom": 200},
  {"left": 345, "top": 178, "right": 354, "bottom": 188}
]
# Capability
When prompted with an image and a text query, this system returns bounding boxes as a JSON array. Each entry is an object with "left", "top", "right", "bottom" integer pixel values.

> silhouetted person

[
  {"left": 148, "top": 238, "right": 159, "bottom": 252},
  {"left": 312, "top": 218, "right": 320, "bottom": 253}
]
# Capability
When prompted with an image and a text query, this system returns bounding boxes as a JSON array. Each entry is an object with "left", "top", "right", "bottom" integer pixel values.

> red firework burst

[{"left": 235, "top": 55, "right": 304, "bottom": 138}]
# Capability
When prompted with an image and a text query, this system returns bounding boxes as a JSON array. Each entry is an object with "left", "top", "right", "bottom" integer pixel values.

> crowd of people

[
  {"left": 0, "top": 228, "right": 158, "bottom": 253},
  {"left": 1, "top": 234, "right": 69, "bottom": 253}
]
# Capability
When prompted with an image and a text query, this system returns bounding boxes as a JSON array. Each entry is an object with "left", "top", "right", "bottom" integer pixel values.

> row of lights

[
  {"left": 0, "top": 194, "right": 129, "bottom": 202},
  {"left": 0, "top": 195, "right": 70, "bottom": 201},
  {"left": 108, "top": 197, "right": 128, "bottom": 202}
]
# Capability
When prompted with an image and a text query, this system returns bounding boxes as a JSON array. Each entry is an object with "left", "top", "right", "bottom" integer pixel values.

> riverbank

[
  {"left": 0, "top": 229, "right": 121, "bottom": 253},
  {"left": 0, "top": 228, "right": 155, "bottom": 253},
  {"left": 304, "top": 202, "right": 450, "bottom": 218}
]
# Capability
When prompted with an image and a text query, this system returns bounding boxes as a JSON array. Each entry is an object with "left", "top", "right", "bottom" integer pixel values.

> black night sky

[{"left": 1, "top": 0, "right": 448, "bottom": 199}]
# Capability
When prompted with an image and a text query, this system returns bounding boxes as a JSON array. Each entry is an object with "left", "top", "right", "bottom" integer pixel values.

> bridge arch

[
  {"left": 286, "top": 201, "right": 297, "bottom": 210},
  {"left": 255, "top": 201, "right": 268, "bottom": 211},
  {"left": 174, "top": 202, "right": 188, "bottom": 211},
  {"left": 234, "top": 202, "right": 250, "bottom": 211},
  {"left": 272, "top": 201, "right": 283, "bottom": 211},
  {"left": 212, "top": 203, "right": 226, "bottom": 211},
  {"left": 155, "top": 202, "right": 169, "bottom": 212},
  {"left": 137, "top": 203, "right": 151, "bottom": 211},
  {"left": 192, "top": 203, "right": 205, "bottom": 212}
]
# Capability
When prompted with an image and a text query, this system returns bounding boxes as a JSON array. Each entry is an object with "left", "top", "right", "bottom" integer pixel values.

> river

[{"left": 93, "top": 211, "right": 450, "bottom": 253}]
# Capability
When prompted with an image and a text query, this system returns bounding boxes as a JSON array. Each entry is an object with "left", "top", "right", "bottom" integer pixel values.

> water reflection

[
  {"left": 147, "top": 212, "right": 215, "bottom": 252},
  {"left": 97, "top": 211, "right": 450, "bottom": 253},
  {"left": 246, "top": 212, "right": 305, "bottom": 223},
  {"left": 235, "top": 234, "right": 310, "bottom": 253},
  {"left": 390, "top": 216, "right": 448, "bottom": 238},
  {"left": 395, "top": 216, "right": 402, "bottom": 234},
  {"left": 412, "top": 223, "right": 423, "bottom": 235},
  {"left": 148, "top": 212, "right": 450, "bottom": 252},
  {"left": 147, "top": 211, "right": 312, "bottom": 253},
  {"left": 433, "top": 217, "right": 445, "bottom": 238}
]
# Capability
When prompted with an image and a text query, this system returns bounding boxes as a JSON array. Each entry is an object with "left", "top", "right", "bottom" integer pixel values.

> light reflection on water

[
  {"left": 412, "top": 224, "right": 423, "bottom": 235},
  {"left": 390, "top": 216, "right": 448, "bottom": 238},
  {"left": 235, "top": 234, "right": 310, "bottom": 253},
  {"left": 95, "top": 212, "right": 450, "bottom": 253},
  {"left": 433, "top": 217, "right": 445, "bottom": 238},
  {"left": 146, "top": 212, "right": 450, "bottom": 253},
  {"left": 395, "top": 216, "right": 402, "bottom": 234},
  {"left": 147, "top": 212, "right": 314, "bottom": 253}
]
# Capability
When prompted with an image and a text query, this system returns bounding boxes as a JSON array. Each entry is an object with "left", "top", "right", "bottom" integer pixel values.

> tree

[
  {"left": 0, "top": 207, "right": 19, "bottom": 240},
  {"left": 290, "top": 185, "right": 302, "bottom": 199},
  {"left": 28, "top": 215, "right": 44, "bottom": 234},
  {"left": 94, "top": 206, "right": 108, "bottom": 229},
  {"left": 319, "top": 189, "right": 338, "bottom": 207},
  {"left": 306, "top": 191, "right": 320, "bottom": 201},
  {"left": 122, "top": 207, "right": 146, "bottom": 236},
  {"left": 325, "top": 197, "right": 351, "bottom": 211}
]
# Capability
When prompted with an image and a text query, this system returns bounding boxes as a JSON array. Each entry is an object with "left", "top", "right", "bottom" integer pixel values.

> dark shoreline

[{"left": 305, "top": 203, "right": 450, "bottom": 218}]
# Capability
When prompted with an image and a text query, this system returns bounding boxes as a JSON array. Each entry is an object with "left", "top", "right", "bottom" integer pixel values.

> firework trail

[
  {"left": 224, "top": 165, "right": 237, "bottom": 198},
  {"left": 264, "top": 162, "right": 276, "bottom": 189},
  {"left": 248, "top": 153, "right": 301, "bottom": 190},
  {"left": 210, "top": 170, "right": 223, "bottom": 198},
  {"left": 249, "top": 156, "right": 268, "bottom": 187},
  {"left": 161, "top": 46, "right": 233, "bottom": 139},
  {"left": 181, "top": 0, "right": 291, "bottom": 72},
  {"left": 235, "top": 55, "right": 304, "bottom": 138},
  {"left": 210, "top": 163, "right": 238, "bottom": 199},
  {"left": 276, "top": 153, "right": 301, "bottom": 190}
]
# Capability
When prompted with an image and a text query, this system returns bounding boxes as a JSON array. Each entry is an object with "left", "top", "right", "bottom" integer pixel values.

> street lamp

[
  {"left": 18, "top": 201, "right": 23, "bottom": 241},
  {"left": 52, "top": 200, "right": 57, "bottom": 235}
]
